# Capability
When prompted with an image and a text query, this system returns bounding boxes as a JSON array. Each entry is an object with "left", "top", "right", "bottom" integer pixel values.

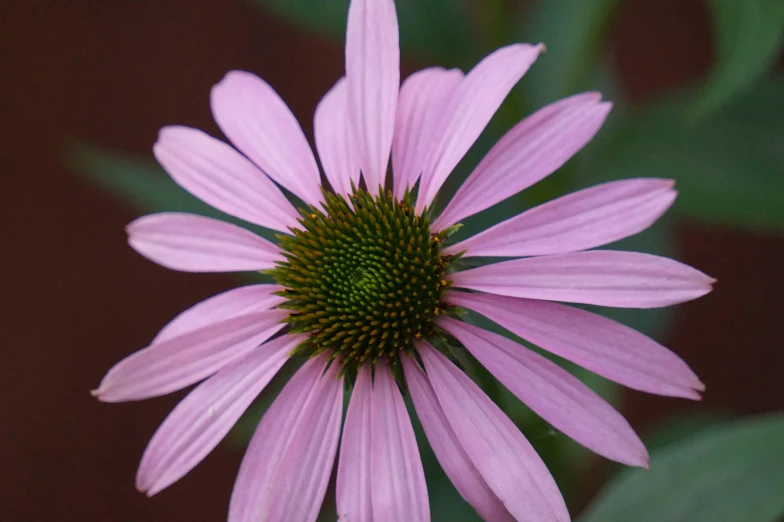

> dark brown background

[{"left": 2, "top": 0, "right": 782, "bottom": 520}]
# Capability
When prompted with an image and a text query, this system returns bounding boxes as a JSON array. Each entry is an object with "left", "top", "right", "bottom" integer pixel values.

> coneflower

[{"left": 94, "top": 0, "right": 714, "bottom": 520}]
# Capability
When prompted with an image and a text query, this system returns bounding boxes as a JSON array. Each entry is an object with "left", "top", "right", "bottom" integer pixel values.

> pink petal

[
  {"left": 438, "top": 317, "right": 648, "bottom": 467},
  {"left": 153, "top": 284, "right": 285, "bottom": 343},
  {"left": 336, "top": 365, "right": 373, "bottom": 522},
  {"left": 210, "top": 71, "right": 323, "bottom": 207},
  {"left": 371, "top": 363, "right": 430, "bottom": 522},
  {"left": 450, "top": 251, "right": 715, "bottom": 309},
  {"left": 93, "top": 309, "right": 287, "bottom": 402},
  {"left": 433, "top": 93, "right": 611, "bottom": 230},
  {"left": 136, "top": 333, "right": 304, "bottom": 496},
  {"left": 401, "top": 355, "right": 514, "bottom": 522},
  {"left": 229, "top": 354, "right": 339, "bottom": 522},
  {"left": 416, "top": 44, "right": 544, "bottom": 213},
  {"left": 446, "top": 179, "right": 677, "bottom": 257},
  {"left": 314, "top": 78, "right": 362, "bottom": 197},
  {"left": 392, "top": 67, "right": 463, "bottom": 199},
  {"left": 153, "top": 126, "right": 300, "bottom": 233},
  {"left": 345, "top": 0, "right": 400, "bottom": 195},
  {"left": 418, "top": 343, "right": 569, "bottom": 522},
  {"left": 265, "top": 363, "right": 343, "bottom": 522},
  {"left": 127, "top": 213, "right": 283, "bottom": 273},
  {"left": 447, "top": 291, "right": 704, "bottom": 398}
]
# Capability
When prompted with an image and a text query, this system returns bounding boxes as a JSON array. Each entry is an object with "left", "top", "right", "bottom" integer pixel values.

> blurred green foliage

[
  {"left": 68, "top": 141, "right": 275, "bottom": 284},
  {"left": 592, "top": 82, "right": 784, "bottom": 232},
  {"left": 247, "top": 0, "right": 474, "bottom": 64},
  {"left": 68, "top": 141, "right": 279, "bottom": 243},
  {"left": 694, "top": 0, "right": 784, "bottom": 118},
  {"left": 519, "top": 0, "right": 622, "bottom": 107},
  {"left": 579, "top": 414, "right": 784, "bottom": 522},
  {"left": 70, "top": 0, "right": 783, "bottom": 519}
]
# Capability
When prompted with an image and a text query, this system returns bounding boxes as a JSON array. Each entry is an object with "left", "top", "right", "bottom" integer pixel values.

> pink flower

[{"left": 93, "top": 0, "right": 714, "bottom": 520}]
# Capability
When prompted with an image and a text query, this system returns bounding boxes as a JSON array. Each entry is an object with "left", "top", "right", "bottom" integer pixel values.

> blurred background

[{"left": 3, "top": 0, "right": 783, "bottom": 520}]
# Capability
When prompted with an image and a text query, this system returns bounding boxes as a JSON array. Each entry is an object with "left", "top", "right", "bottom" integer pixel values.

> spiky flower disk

[{"left": 272, "top": 189, "right": 453, "bottom": 372}]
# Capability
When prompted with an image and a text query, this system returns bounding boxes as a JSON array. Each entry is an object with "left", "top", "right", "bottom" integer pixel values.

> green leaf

[
  {"left": 589, "top": 81, "right": 784, "bottom": 233},
  {"left": 578, "top": 414, "right": 784, "bottom": 522},
  {"left": 66, "top": 141, "right": 275, "bottom": 283},
  {"left": 68, "top": 141, "right": 220, "bottom": 218},
  {"left": 66, "top": 141, "right": 280, "bottom": 243},
  {"left": 643, "top": 411, "right": 733, "bottom": 452},
  {"left": 518, "top": 0, "right": 623, "bottom": 108},
  {"left": 246, "top": 0, "right": 473, "bottom": 65},
  {"left": 693, "top": 0, "right": 784, "bottom": 118}
]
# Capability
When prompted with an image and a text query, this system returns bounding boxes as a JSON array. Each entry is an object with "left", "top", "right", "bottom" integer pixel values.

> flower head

[{"left": 94, "top": 0, "right": 714, "bottom": 520}]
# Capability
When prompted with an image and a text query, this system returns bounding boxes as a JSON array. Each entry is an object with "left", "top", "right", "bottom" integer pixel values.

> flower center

[{"left": 272, "top": 189, "right": 452, "bottom": 372}]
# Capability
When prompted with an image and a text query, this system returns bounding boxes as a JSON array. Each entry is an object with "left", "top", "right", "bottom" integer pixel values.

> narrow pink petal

[
  {"left": 210, "top": 71, "right": 323, "bottom": 207},
  {"left": 345, "top": 0, "right": 400, "bottom": 195},
  {"left": 446, "top": 179, "right": 677, "bottom": 257},
  {"left": 418, "top": 343, "right": 569, "bottom": 522},
  {"left": 371, "top": 364, "right": 429, "bottom": 522},
  {"left": 447, "top": 291, "right": 704, "bottom": 398},
  {"left": 450, "top": 251, "right": 715, "bottom": 309},
  {"left": 314, "top": 78, "right": 362, "bottom": 197},
  {"left": 337, "top": 365, "right": 374, "bottom": 522},
  {"left": 416, "top": 44, "right": 543, "bottom": 213},
  {"left": 136, "top": 333, "right": 305, "bottom": 496},
  {"left": 438, "top": 317, "right": 648, "bottom": 467},
  {"left": 392, "top": 67, "right": 463, "bottom": 199},
  {"left": 153, "top": 284, "right": 285, "bottom": 343},
  {"left": 153, "top": 126, "right": 300, "bottom": 233},
  {"left": 127, "top": 213, "right": 283, "bottom": 273},
  {"left": 93, "top": 309, "right": 287, "bottom": 402},
  {"left": 228, "top": 354, "right": 336, "bottom": 522},
  {"left": 265, "top": 363, "right": 343, "bottom": 522},
  {"left": 433, "top": 93, "right": 610, "bottom": 230},
  {"left": 402, "top": 355, "right": 514, "bottom": 522}
]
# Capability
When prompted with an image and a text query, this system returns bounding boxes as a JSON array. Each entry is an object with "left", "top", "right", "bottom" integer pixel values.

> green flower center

[{"left": 272, "top": 189, "right": 452, "bottom": 372}]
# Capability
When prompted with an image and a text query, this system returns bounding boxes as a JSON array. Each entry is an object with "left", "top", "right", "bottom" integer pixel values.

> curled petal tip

[
  {"left": 91, "top": 387, "right": 116, "bottom": 403},
  {"left": 155, "top": 125, "right": 178, "bottom": 141},
  {"left": 124, "top": 216, "right": 146, "bottom": 236},
  {"left": 136, "top": 474, "right": 164, "bottom": 497},
  {"left": 687, "top": 378, "right": 706, "bottom": 398},
  {"left": 693, "top": 275, "right": 716, "bottom": 291},
  {"left": 581, "top": 91, "right": 603, "bottom": 103},
  {"left": 629, "top": 449, "right": 651, "bottom": 470},
  {"left": 209, "top": 70, "right": 244, "bottom": 98},
  {"left": 135, "top": 481, "right": 148, "bottom": 495},
  {"left": 217, "top": 69, "right": 244, "bottom": 84},
  {"left": 639, "top": 448, "right": 651, "bottom": 469}
]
